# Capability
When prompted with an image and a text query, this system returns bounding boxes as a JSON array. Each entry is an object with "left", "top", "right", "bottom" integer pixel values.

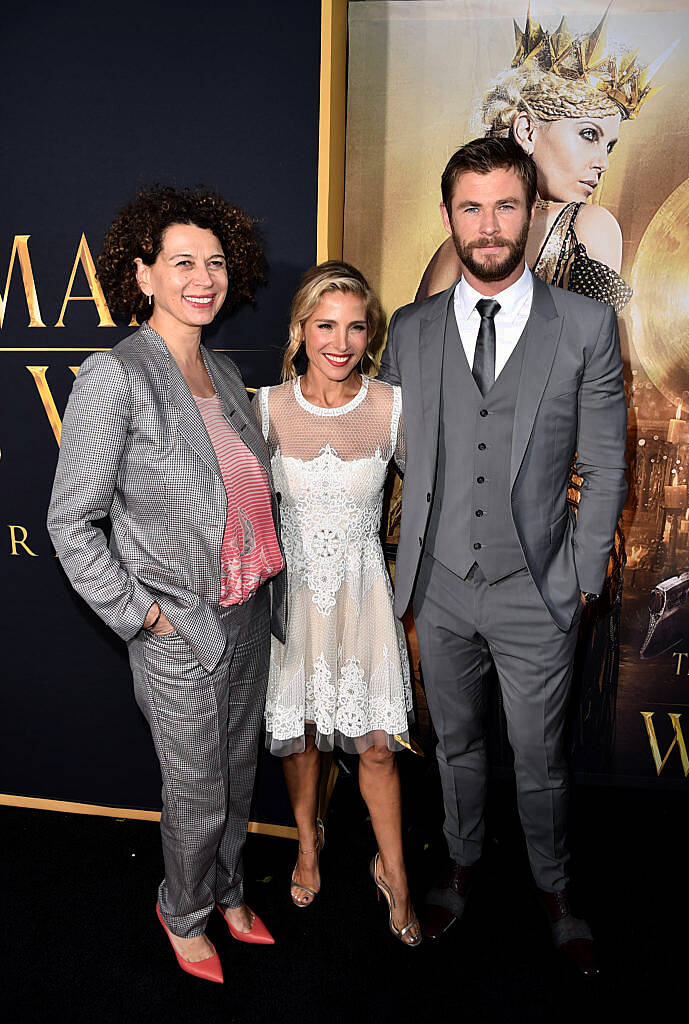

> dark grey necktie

[{"left": 472, "top": 298, "right": 501, "bottom": 396}]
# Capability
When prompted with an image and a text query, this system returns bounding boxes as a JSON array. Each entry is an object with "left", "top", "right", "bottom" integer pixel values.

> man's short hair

[{"left": 441, "top": 137, "right": 538, "bottom": 213}]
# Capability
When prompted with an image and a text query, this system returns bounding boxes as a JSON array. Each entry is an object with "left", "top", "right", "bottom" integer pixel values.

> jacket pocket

[
  {"left": 549, "top": 508, "right": 569, "bottom": 546},
  {"left": 541, "top": 374, "right": 582, "bottom": 401}
]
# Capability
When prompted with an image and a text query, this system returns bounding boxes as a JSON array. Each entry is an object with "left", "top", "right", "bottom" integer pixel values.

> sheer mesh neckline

[{"left": 294, "top": 374, "right": 369, "bottom": 417}]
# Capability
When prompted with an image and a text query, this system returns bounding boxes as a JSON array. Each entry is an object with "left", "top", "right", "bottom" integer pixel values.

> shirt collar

[{"left": 455, "top": 264, "right": 533, "bottom": 321}]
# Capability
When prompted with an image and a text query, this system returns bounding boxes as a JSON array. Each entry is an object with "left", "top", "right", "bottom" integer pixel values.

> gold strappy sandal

[
  {"left": 290, "top": 818, "right": 325, "bottom": 908},
  {"left": 370, "top": 852, "right": 422, "bottom": 947}
]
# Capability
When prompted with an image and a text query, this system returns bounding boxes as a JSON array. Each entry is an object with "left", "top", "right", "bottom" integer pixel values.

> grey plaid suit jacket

[{"left": 47, "top": 323, "right": 286, "bottom": 673}]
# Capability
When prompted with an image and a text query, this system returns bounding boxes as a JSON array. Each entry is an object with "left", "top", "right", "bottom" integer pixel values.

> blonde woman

[
  {"left": 418, "top": 8, "right": 667, "bottom": 312},
  {"left": 254, "top": 261, "right": 420, "bottom": 946}
]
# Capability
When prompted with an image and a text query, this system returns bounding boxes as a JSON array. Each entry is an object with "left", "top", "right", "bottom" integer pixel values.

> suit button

[
  {"left": 426, "top": 492, "right": 431, "bottom": 502},
  {"left": 478, "top": 442, "right": 486, "bottom": 451},
  {"left": 480, "top": 409, "right": 488, "bottom": 417},
  {"left": 473, "top": 542, "right": 482, "bottom": 550},
  {"left": 475, "top": 509, "right": 484, "bottom": 517},
  {"left": 477, "top": 476, "right": 485, "bottom": 484}
]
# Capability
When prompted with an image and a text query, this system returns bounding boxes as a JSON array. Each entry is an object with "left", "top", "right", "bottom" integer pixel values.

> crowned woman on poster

[
  {"left": 415, "top": 8, "right": 671, "bottom": 767},
  {"left": 417, "top": 9, "right": 672, "bottom": 310},
  {"left": 255, "top": 261, "right": 421, "bottom": 946}
]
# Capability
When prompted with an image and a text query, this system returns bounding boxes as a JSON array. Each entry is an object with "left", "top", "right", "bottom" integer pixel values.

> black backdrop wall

[{"left": 1, "top": 0, "right": 321, "bottom": 822}]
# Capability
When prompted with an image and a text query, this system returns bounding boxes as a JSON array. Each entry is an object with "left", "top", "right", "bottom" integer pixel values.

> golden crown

[{"left": 511, "top": 4, "right": 677, "bottom": 119}]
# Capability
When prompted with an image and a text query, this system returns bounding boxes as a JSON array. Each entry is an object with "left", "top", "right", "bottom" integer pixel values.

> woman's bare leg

[
  {"left": 282, "top": 734, "right": 322, "bottom": 905},
  {"left": 359, "top": 745, "right": 420, "bottom": 944}
]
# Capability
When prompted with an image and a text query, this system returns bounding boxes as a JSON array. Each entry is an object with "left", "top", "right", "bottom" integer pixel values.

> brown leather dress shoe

[
  {"left": 539, "top": 889, "right": 600, "bottom": 977},
  {"left": 422, "top": 859, "right": 475, "bottom": 940}
]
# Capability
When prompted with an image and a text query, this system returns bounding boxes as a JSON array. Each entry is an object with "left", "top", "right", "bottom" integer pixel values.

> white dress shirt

[{"left": 453, "top": 264, "right": 533, "bottom": 380}]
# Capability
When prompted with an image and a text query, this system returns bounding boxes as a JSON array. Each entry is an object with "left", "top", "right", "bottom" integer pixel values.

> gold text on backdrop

[{"left": 1, "top": 234, "right": 118, "bottom": 329}]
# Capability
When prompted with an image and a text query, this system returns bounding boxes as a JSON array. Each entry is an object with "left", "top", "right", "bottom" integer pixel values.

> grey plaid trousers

[{"left": 128, "top": 585, "right": 270, "bottom": 938}]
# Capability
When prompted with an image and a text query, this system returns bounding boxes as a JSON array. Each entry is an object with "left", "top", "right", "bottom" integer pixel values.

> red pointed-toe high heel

[
  {"left": 216, "top": 904, "right": 275, "bottom": 945},
  {"left": 156, "top": 903, "right": 224, "bottom": 983}
]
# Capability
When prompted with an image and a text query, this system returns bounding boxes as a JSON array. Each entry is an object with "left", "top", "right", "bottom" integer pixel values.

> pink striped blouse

[{"left": 194, "top": 394, "right": 283, "bottom": 606}]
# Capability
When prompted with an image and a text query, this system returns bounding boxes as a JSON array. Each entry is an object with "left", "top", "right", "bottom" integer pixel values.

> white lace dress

[{"left": 256, "top": 375, "right": 412, "bottom": 756}]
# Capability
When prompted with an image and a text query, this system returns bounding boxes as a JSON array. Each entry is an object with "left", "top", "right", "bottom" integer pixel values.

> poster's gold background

[
  {"left": 344, "top": 0, "right": 689, "bottom": 390},
  {"left": 345, "top": 1, "right": 689, "bottom": 780}
]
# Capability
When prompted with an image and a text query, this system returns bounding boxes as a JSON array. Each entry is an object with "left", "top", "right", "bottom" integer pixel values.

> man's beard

[{"left": 451, "top": 219, "right": 529, "bottom": 283}]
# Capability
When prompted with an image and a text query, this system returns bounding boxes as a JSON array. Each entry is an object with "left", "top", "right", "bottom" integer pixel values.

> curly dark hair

[{"left": 97, "top": 185, "right": 265, "bottom": 318}]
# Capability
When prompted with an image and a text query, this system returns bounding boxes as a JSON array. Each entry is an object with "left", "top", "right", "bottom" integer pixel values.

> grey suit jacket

[
  {"left": 379, "top": 276, "right": 627, "bottom": 631},
  {"left": 47, "top": 324, "right": 286, "bottom": 672}
]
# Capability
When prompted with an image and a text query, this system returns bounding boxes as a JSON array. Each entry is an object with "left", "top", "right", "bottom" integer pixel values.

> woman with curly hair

[{"left": 48, "top": 186, "right": 286, "bottom": 982}]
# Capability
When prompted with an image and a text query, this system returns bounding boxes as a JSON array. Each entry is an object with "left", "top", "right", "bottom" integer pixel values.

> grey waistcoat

[{"left": 426, "top": 305, "right": 527, "bottom": 583}]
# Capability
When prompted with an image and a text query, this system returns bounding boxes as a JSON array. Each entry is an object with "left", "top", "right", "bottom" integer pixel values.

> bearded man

[{"left": 379, "top": 137, "right": 627, "bottom": 976}]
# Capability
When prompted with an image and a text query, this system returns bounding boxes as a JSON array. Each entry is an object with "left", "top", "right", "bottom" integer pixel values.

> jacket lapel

[
  {"left": 419, "top": 284, "right": 455, "bottom": 468},
  {"left": 203, "top": 348, "right": 273, "bottom": 478},
  {"left": 141, "top": 322, "right": 271, "bottom": 482},
  {"left": 510, "top": 277, "right": 564, "bottom": 487},
  {"left": 167, "top": 353, "right": 223, "bottom": 478}
]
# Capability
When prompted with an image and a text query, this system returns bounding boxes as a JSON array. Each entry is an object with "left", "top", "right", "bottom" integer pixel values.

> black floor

[{"left": 3, "top": 761, "right": 685, "bottom": 1024}]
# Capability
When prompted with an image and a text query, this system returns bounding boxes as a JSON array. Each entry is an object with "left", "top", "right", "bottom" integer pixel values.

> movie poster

[{"left": 344, "top": 0, "right": 689, "bottom": 785}]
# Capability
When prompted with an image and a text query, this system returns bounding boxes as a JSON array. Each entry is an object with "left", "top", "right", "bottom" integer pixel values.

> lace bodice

[
  {"left": 255, "top": 376, "right": 412, "bottom": 755},
  {"left": 260, "top": 375, "right": 405, "bottom": 464},
  {"left": 258, "top": 377, "right": 405, "bottom": 616}
]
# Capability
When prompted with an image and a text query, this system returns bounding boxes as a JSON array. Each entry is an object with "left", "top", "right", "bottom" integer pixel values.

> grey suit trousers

[
  {"left": 128, "top": 585, "right": 270, "bottom": 938},
  {"left": 413, "top": 555, "right": 581, "bottom": 892}
]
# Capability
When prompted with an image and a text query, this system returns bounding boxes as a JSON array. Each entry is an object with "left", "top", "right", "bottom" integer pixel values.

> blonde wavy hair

[
  {"left": 472, "top": 64, "right": 621, "bottom": 138},
  {"left": 282, "top": 261, "right": 382, "bottom": 381}
]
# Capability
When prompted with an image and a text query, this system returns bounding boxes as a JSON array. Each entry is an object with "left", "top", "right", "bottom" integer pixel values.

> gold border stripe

[
  {"left": 247, "top": 821, "right": 298, "bottom": 839},
  {"left": 317, "top": 0, "right": 349, "bottom": 262},
  {"left": 0, "top": 793, "right": 297, "bottom": 838}
]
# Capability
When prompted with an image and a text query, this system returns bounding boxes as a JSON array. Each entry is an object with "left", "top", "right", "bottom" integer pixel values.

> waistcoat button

[
  {"left": 476, "top": 476, "right": 485, "bottom": 484},
  {"left": 480, "top": 409, "right": 488, "bottom": 417},
  {"left": 475, "top": 509, "right": 484, "bottom": 517},
  {"left": 478, "top": 442, "right": 486, "bottom": 451},
  {"left": 473, "top": 542, "right": 482, "bottom": 550}
]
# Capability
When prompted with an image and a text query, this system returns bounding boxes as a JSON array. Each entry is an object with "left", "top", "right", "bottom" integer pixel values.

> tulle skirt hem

[{"left": 264, "top": 716, "right": 414, "bottom": 757}]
